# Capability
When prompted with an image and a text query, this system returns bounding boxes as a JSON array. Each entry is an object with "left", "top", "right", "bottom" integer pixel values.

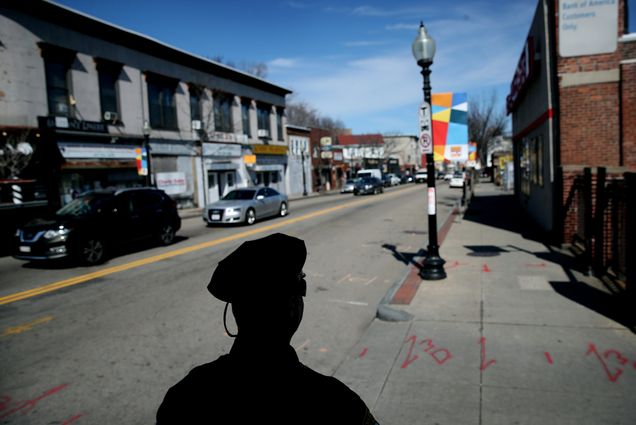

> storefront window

[{"left": 520, "top": 138, "right": 531, "bottom": 196}]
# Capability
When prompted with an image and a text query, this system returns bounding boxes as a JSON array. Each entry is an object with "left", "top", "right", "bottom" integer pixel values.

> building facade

[
  {"left": 0, "top": 0, "right": 291, "bottom": 209},
  {"left": 507, "top": 0, "right": 635, "bottom": 241},
  {"left": 285, "top": 125, "right": 312, "bottom": 197}
]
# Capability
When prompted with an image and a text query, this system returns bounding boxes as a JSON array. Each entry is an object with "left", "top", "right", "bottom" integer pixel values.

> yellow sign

[
  {"left": 243, "top": 155, "right": 256, "bottom": 165},
  {"left": 251, "top": 144, "right": 288, "bottom": 155}
]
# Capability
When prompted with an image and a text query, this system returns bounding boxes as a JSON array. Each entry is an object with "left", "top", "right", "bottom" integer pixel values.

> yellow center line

[
  {"left": 1, "top": 315, "right": 54, "bottom": 337},
  {"left": 0, "top": 187, "right": 419, "bottom": 306}
]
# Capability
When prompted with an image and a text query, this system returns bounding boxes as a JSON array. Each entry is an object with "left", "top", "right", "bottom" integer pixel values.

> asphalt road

[{"left": 0, "top": 182, "right": 462, "bottom": 424}]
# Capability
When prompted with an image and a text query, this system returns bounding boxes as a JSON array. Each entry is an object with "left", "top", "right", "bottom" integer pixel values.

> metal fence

[{"left": 569, "top": 168, "right": 635, "bottom": 294}]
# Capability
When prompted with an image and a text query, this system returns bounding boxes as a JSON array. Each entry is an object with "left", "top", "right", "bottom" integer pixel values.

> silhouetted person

[{"left": 157, "top": 233, "right": 378, "bottom": 425}]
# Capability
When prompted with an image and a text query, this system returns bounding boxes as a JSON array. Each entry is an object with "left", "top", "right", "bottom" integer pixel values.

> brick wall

[{"left": 621, "top": 38, "right": 636, "bottom": 169}]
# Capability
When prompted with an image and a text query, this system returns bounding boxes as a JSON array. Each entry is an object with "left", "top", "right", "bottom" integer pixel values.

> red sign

[{"left": 506, "top": 37, "right": 535, "bottom": 114}]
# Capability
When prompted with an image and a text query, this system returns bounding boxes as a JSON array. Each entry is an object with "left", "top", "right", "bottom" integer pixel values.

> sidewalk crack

[{"left": 372, "top": 321, "right": 412, "bottom": 411}]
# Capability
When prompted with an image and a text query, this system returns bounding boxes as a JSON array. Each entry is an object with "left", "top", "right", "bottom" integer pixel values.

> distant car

[
  {"left": 449, "top": 172, "right": 465, "bottom": 188},
  {"left": 401, "top": 174, "right": 414, "bottom": 184},
  {"left": 381, "top": 174, "right": 400, "bottom": 187},
  {"left": 414, "top": 170, "right": 428, "bottom": 183},
  {"left": 13, "top": 188, "right": 181, "bottom": 265},
  {"left": 341, "top": 179, "right": 357, "bottom": 193},
  {"left": 203, "top": 187, "right": 288, "bottom": 226},
  {"left": 353, "top": 177, "right": 384, "bottom": 195}
]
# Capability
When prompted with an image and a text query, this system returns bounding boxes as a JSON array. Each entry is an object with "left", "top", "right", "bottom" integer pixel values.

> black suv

[
  {"left": 14, "top": 188, "right": 181, "bottom": 265},
  {"left": 353, "top": 177, "right": 384, "bottom": 195}
]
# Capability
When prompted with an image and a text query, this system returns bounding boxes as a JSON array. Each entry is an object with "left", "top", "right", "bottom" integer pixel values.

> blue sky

[{"left": 54, "top": 1, "right": 545, "bottom": 134}]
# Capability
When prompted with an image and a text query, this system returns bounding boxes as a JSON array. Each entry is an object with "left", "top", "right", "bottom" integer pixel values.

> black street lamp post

[
  {"left": 142, "top": 120, "right": 153, "bottom": 187},
  {"left": 412, "top": 21, "right": 446, "bottom": 280},
  {"left": 301, "top": 150, "right": 308, "bottom": 196}
]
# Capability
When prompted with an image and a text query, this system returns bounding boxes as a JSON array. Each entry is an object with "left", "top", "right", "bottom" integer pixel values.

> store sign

[
  {"left": 321, "top": 151, "right": 333, "bottom": 159},
  {"left": 58, "top": 143, "right": 138, "bottom": 159},
  {"left": 38, "top": 116, "right": 107, "bottom": 133},
  {"left": 208, "top": 131, "right": 248, "bottom": 144},
  {"left": 244, "top": 155, "right": 257, "bottom": 166},
  {"left": 203, "top": 143, "right": 242, "bottom": 157},
  {"left": 333, "top": 152, "right": 343, "bottom": 161},
  {"left": 559, "top": 0, "right": 617, "bottom": 57},
  {"left": 251, "top": 144, "right": 288, "bottom": 155},
  {"left": 320, "top": 137, "right": 332, "bottom": 147},
  {"left": 156, "top": 172, "right": 187, "bottom": 195},
  {"left": 506, "top": 37, "right": 535, "bottom": 114}
]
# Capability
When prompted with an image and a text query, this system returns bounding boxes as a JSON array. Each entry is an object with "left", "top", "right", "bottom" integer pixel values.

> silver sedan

[{"left": 202, "top": 187, "right": 289, "bottom": 225}]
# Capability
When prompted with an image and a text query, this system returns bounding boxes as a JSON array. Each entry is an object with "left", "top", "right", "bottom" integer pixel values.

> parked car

[
  {"left": 414, "top": 170, "right": 428, "bottom": 183},
  {"left": 353, "top": 177, "right": 384, "bottom": 195},
  {"left": 449, "top": 172, "right": 466, "bottom": 188},
  {"left": 341, "top": 179, "right": 357, "bottom": 193},
  {"left": 401, "top": 174, "right": 414, "bottom": 184},
  {"left": 443, "top": 172, "right": 455, "bottom": 181},
  {"left": 203, "top": 187, "right": 288, "bottom": 226},
  {"left": 381, "top": 174, "right": 400, "bottom": 187},
  {"left": 13, "top": 188, "right": 181, "bottom": 265}
]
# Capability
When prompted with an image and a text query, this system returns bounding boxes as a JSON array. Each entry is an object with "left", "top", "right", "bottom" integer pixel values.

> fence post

[
  {"left": 625, "top": 173, "right": 635, "bottom": 301},
  {"left": 583, "top": 168, "right": 593, "bottom": 275},
  {"left": 594, "top": 167, "right": 606, "bottom": 274}
]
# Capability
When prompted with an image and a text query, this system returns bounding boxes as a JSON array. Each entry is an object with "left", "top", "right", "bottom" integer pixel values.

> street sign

[{"left": 419, "top": 102, "right": 433, "bottom": 154}]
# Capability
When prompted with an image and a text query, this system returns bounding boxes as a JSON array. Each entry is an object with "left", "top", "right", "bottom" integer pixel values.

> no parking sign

[{"left": 419, "top": 102, "right": 433, "bottom": 154}]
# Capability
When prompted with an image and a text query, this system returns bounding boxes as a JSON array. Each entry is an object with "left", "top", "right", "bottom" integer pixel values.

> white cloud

[
  {"left": 343, "top": 40, "right": 389, "bottom": 47},
  {"left": 268, "top": 1, "right": 537, "bottom": 133},
  {"left": 385, "top": 23, "right": 419, "bottom": 31},
  {"left": 268, "top": 57, "right": 300, "bottom": 68}
]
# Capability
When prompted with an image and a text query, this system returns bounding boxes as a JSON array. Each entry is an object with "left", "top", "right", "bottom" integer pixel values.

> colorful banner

[
  {"left": 430, "top": 92, "right": 468, "bottom": 163},
  {"left": 136, "top": 148, "right": 148, "bottom": 176}
]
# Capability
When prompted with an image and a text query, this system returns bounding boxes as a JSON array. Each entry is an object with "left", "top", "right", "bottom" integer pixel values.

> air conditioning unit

[
  {"left": 103, "top": 111, "right": 118, "bottom": 122},
  {"left": 191, "top": 120, "right": 202, "bottom": 131},
  {"left": 257, "top": 129, "right": 270, "bottom": 138}
]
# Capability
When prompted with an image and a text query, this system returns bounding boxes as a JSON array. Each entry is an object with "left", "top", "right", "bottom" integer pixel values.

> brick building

[{"left": 507, "top": 0, "right": 635, "bottom": 243}]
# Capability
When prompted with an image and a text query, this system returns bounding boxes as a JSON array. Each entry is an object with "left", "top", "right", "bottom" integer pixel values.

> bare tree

[
  {"left": 0, "top": 131, "right": 34, "bottom": 179},
  {"left": 468, "top": 91, "right": 508, "bottom": 165},
  {"left": 286, "top": 97, "right": 346, "bottom": 134},
  {"left": 207, "top": 55, "right": 268, "bottom": 79}
]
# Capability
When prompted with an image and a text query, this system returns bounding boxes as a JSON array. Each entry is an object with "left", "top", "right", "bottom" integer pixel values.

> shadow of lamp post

[{"left": 412, "top": 21, "right": 446, "bottom": 280}]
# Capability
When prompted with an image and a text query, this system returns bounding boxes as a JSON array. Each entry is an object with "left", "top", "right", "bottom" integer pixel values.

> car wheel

[
  {"left": 279, "top": 202, "right": 288, "bottom": 217},
  {"left": 245, "top": 208, "right": 256, "bottom": 225},
  {"left": 158, "top": 223, "right": 176, "bottom": 245},
  {"left": 78, "top": 238, "right": 105, "bottom": 265}
]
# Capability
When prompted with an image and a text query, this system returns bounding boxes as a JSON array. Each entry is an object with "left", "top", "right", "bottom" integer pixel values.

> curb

[{"left": 376, "top": 197, "right": 463, "bottom": 322}]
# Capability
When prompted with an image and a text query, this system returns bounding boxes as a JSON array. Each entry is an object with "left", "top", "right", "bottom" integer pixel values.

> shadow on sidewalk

[
  {"left": 466, "top": 191, "right": 634, "bottom": 332},
  {"left": 462, "top": 193, "right": 547, "bottom": 243},
  {"left": 549, "top": 281, "right": 635, "bottom": 331},
  {"left": 381, "top": 244, "right": 425, "bottom": 270}
]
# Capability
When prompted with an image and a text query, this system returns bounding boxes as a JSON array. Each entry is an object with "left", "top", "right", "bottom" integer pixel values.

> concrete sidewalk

[{"left": 335, "top": 183, "right": 636, "bottom": 425}]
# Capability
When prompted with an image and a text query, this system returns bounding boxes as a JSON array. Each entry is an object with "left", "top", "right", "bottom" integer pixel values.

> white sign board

[
  {"left": 58, "top": 143, "right": 138, "bottom": 159},
  {"left": 419, "top": 102, "right": 433, "bottom": 154},
  {"left": 156, "top": 172, "right": 187, "bottom": 195},
  {"left": 559, "top": 0, "right": 618, "bottom": 57},
  {"left": 203, "top": 143, "right": 242, "bottom": 157}
]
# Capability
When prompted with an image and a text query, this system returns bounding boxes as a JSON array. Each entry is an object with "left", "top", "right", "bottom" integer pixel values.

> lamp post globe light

[{"left": 412, "top": 21, "right": 446, "bottom": 280}]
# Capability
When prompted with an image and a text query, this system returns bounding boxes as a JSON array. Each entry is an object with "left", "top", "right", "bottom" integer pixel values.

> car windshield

[
  {"left": 222, "top": 190, "right": 255, "bottom": 200},
  {"left": 55, "top": 193, "right": 111, "bottom": 217}
]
